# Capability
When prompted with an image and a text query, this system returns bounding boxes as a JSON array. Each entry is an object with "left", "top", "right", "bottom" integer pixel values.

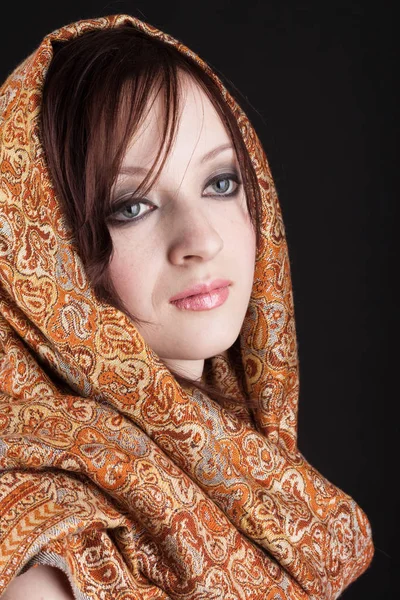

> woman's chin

[{"left": 157, "top": 336, "right": 238, "bottom": 362}]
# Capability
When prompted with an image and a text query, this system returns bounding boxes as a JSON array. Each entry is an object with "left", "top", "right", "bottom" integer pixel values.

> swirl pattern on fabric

[{"left": 0, "top": 14, "right": 373, "bottom": 600}]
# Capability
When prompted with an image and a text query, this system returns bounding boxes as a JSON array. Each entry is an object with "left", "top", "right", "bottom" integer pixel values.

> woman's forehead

[{"left": 122, "top": 76, "right": 232, "bottom": 171}]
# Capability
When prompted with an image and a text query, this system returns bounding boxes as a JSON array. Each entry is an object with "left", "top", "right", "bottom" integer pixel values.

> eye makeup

[{"left": 107, "top": 166, "right": 243, "bottom": 226}]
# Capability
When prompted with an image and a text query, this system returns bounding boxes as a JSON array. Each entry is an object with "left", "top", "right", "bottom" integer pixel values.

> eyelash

[{"left": 107, "top": 172, "right": 242, "bottom": 226}]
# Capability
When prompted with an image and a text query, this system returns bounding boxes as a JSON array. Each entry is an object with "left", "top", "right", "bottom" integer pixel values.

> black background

[{"left": 0, "top": 1, "right": 397, "bottom": 598}]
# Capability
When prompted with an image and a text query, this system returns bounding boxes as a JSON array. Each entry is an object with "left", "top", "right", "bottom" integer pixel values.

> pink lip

[
  {"left": 169, "top": 279, "right": 232, "bottom": 311},
  {"left": 169, "top": 279, "right": 232, "bottom": 302}
]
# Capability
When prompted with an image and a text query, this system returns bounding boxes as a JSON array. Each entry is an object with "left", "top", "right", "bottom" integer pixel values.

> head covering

[{"left": 0, "top": 15, "right": 373, "bottom": 600}]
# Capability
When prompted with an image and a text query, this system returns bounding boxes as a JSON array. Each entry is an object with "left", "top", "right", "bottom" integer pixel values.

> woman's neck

[{"left": 161, "top": 358, "right": 205, "bottom": 381}]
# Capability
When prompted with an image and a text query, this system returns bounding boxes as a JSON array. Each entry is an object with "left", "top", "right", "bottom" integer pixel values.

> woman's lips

[
  {"left": 171, "top": 286, "right": 230, "bottom": 311},
  {"left": 169, "top": 279, "right": 231, "bottom": 311}
]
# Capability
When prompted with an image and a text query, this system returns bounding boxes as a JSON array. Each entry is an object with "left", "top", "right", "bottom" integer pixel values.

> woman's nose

[{"left": 167, "top": 205, "right": 224, "bottom": 265}]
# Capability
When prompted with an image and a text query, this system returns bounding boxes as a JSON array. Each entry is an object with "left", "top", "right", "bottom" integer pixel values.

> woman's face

[{"left": 107, "top": 75, "right": 256, "bottom": 380}]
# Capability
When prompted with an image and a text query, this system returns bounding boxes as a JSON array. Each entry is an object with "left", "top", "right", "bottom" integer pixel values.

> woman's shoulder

[{"left": 1, "top": 565, "right": 74, "bottom": 599}]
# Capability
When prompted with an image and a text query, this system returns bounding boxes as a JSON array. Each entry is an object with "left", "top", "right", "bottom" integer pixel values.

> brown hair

[{"left": 40, "top": 25, "right": 261, "bottom": 398}]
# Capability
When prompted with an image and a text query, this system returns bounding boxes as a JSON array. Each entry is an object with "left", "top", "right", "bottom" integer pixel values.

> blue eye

[
  {"left": 212, "top": 178, "right": 233, "bottom": 193},
  {"left": 108, "top": 199, "right": 155, "bottom": 225},
  {"left": 204, "top": 173, "right": 241, "bottom": 197}
]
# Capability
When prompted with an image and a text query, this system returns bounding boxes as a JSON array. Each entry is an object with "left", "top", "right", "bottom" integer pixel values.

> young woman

[{"left": 0, "top": 14, "right": 373, "bottom": 600}]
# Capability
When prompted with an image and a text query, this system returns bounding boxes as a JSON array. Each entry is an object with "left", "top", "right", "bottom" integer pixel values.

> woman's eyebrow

[
  {"left": 118, "top": 166, "right": 148, "bottom": 176},
  {"left": 118, "top": 144, "right": 234, "bottom": 177},
  {"left": 199, "top": 143, "right": 233, "bottom": 164}
]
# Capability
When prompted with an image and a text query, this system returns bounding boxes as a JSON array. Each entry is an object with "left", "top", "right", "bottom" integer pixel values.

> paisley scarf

[{"left": 0, "top": 15, "right": 373, "bottom": 600}]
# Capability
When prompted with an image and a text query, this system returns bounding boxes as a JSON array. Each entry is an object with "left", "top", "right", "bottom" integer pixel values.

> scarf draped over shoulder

[{"left": 0, "top": 14, "right": 373, "bottom": 600}]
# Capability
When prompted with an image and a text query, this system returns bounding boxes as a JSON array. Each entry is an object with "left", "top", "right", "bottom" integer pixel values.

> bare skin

[{"left": 1, "top": 565, "right": 74, "bottom": 599}]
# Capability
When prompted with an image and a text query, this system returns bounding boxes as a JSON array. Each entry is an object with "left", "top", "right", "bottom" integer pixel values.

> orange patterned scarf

[{"left": 0, "top": 15, "right": 373, "bottom": 599}]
